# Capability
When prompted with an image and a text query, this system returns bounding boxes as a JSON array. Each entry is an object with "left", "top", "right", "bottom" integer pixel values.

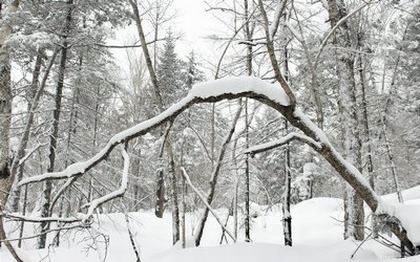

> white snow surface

[
  {"left": 190, "top": 76, "right": 290, "bottom": 106},
  {"left": 380, "top": 185, "right": 420, "bottom": 246},
  {"left": 1, "top": 197, "right": 418, "bottom": 262},
  {"left": 393, "top": 200, "right": 420, "bottom": 246},
  {"left": 383, "top": 185, "right": 420, "bottom": 204}
]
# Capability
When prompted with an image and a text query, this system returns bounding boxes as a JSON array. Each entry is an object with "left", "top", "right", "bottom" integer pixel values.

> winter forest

[{"left": 0, "top": 0, "right": 420, "bottom": 261}]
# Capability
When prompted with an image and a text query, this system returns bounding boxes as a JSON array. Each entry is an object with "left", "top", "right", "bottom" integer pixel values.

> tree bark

[
  {"left": 282, "top": 40, "right": 292, "bottom": 246},
  {"left": 0, "top": 0, "right": 24, "bottom": 260},
  {"left": 243, "top": 0, "right": 252, "bottom": 242},
  {"left": 327, "top": 0, "right": 364, "bottom": 241},
  {"left": 38, "top": 0, "right": 73, "bottom": 249}
]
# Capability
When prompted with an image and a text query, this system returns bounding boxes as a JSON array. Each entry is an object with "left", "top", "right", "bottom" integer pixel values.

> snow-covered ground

[{"left": 1, "top": 197, "right": 419, "bottom": 261}]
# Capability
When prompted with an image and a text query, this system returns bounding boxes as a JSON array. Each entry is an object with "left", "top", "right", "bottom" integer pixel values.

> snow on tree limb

[
  {"left": 18, "top": 76, "right": 289, "bottom": 186},
  {"left": 245, "top": 132, "right": 321, "bottom": 156}
]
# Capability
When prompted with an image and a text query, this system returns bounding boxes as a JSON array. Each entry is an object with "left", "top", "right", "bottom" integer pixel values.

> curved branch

[
  {"left": 258, "top": 0, "right": 297, "bottom": 106},
  {"left": 18, "top": 76, "right": 289, "bottom": 186},
  {"left": 80, "top": 145, "right": 130, "bottom": 222},
  {"left": 245, "top": 132, "right": 321, "bottom": 156},
  {"left": 49, "top": 176, "right": 77, "bottom": 214}
]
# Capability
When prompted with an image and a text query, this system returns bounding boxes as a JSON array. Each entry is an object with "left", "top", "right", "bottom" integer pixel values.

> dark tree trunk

[{"left": 38, "top": 0, "right": 73, "bottom": 249}]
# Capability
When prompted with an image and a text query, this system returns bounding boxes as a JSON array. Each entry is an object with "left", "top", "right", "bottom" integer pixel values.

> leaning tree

[{"left": 16, "top": 75, "right": 418, "bottom": 255}]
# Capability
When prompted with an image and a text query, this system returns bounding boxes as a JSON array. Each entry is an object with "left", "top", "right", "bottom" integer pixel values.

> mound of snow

[
  {"left": 382, "top": 185, "right": 420, "bottom": 204},
  {"left": 292, "top": 198, "right": 344, "bottom": 245},
  {"left": 149, "top": 242, "right": 379, "bottom": 262}
]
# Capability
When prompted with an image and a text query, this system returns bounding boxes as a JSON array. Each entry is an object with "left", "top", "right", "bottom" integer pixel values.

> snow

[
  {"left": 303, "top": 162, "right": 318, "bottom": 175},
  {"left": 377, "top": 199, "right": 420, "bottom": 246},
  {"left": 383, "top": 185, "right": 420, "bottom": 204},
  {"left": 151, "top": 242, "right": 376, "bottom": 262},
  {"left": 393, "top": 200, "right": 420, "bottom": 246},
  {"left": 8, "top": 75, "right": 420, "bottom": 260},
  {"left": 2, "top": 197, "right": 418, "bottom": 262},
  {"left": 377, "top": 186, "right": 420, "bottom": 246},
  {"left": 190, "top": 76, "right": 290, "bottom": 106}
]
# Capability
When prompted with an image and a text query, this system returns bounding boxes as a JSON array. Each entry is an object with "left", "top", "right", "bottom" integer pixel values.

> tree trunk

[
  {"left": 243, "top": 0, "right": 252, "bottom": 242},
  {"left": 129, "top": 0, "right": 180, "bottom": 242},
  {"left": 38, "top": 0, "right": 73, "bottom": 249},
  {"left": 327, "top": 0, "right": 364, "bottom": 241},
  {"left": 169, "top": 154, "right": 180, "bottom": 245},
  {"left": 283, "top": 120, "right": 292, "bottom": 246},
  {"left": 194, "top": 105, "right": 242, "bottom": 246},
  {"left": 282, "top": 42, "right": 292, "bottom": 246},
  {"left": 0, "top": 0, "right": 24, "bottom": 260}
]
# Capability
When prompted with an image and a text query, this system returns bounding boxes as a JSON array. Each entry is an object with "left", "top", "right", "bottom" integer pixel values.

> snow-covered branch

[
  {"left": 245, "top": 132, "right": 321, "bottom": 156},
  {"left": 80, "top": 145, "right": 130, "bottom": 222},
  {"left": 17, "top": 143, "right": 46, "bottom": 166},
  {"left": 18, "top": 76, "right": 289, "bottom": 186}
]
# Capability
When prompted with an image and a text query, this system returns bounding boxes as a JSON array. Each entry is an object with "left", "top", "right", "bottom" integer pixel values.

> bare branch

[
  {"left": 94, "top": 38, "right": 165, "bottom": 49},
  {"left": 180, "top": 167, "right": 236, "bottom": 242},
  {"left": 3, "top": 213, "right": 81, "bottom": 223},
  {"left": 258, "top": 0, "right": 297, "bottom": 106},
  {"left": 245, "top": 132, "right": 321, "bottom": 156},
  {"left": 269, "top": 0, "right": 289, "bottom": 39}
]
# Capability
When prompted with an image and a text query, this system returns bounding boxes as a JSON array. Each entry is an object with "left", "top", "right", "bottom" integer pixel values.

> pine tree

[{"left": 157, "top": 33, "right": 184, "bottom": 106}]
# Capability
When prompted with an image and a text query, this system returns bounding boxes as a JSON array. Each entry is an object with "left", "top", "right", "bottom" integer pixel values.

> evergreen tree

[
  {"left": 157, "top": 33, "right": 184, "bottom": 106},
  {"left": 182, "top": 51, "right": 205, "bottom": 90}
]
